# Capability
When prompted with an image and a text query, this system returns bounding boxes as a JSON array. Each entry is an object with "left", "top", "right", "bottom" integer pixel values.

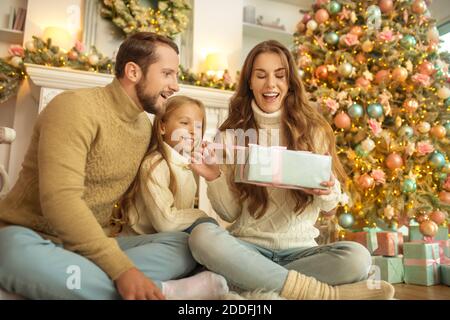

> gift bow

[{"left": 362, "top": 227, "right": 379, "bottom": 253}]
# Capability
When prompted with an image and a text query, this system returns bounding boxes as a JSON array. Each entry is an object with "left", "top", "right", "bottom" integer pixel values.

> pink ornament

[
  {"left": 386, "top": 153, "right": 403, "bottom": 170},
  {"left": 358, "top": 174, "right": 375, "bottom": 189},
  {"left": 440, "top": 191, "right": 450, "bottom": 204},
  {"left": 430, "top": 210, "right": 447, "bottom": 225},
  {"left": 379, "top": 0, "right": 394, "bottom": 13},
  {"left": 356, "top": 77, "right": 371, "bottom": 88},
  {"left": 418, "top": 61, "right": 435, "bottom": 76},
  {"left": 334, "top": 112, "right": 351, "bottom": 130},
  {"left": 368, "top": 119, "right": 382, "bottom": 136},
  {"left": 412, "top": 73, "right": 432, "bottom": 86},
  {"left": 371, "top": 169, "right": 386, "bottom": 184},
  {"left": 375, "top": 70, "right": 391, "bottom": 84},
  {"left": 392, "top": 67, "right": 408, "bottom": 82},
  {"left": 315, "top": 9, "right": 330, "bottom": 24},
  {"left": 416, "top": 141, "right": 434, "bottom": 155},
  {"left": 343, "top": 33, "right": 360, "bottom": 46},
  {"left": 302, "top": 13, "right": 312, "bottom": 23},
  {"left": 325, "top": 98, "right": 339, "bottom": 115}
]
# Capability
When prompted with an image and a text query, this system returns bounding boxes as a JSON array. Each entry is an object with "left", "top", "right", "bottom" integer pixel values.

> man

[{"left": 0, "top": 32, "right": 227, "bottom": 300}]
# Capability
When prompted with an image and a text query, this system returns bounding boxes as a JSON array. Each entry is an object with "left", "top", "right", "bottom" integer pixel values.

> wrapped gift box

[
  {"left": 371, "top": 256, "right": 404, "bottom": 284},
  {"left": 346, "top": 230, "right": 403, "bottom": 256},
  {"left": 235, "top": 144, "right": 332, "bottom": 190},
  {"left": 403, "top": 242, "right": 440, "bottom": 286},
  {"left": 409, "top": 225, "right": 449, "bottom": 241},
  {"left": 441, "top": 264, "right": 450, "bottom": 286}
]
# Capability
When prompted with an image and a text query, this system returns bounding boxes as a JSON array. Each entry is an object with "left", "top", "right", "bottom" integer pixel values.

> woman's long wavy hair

[
  {"left": 219, "top": 40, "right": 348, "bottom": 219},
  {"left": 113, "top": 95, "right": 206, "bottom": 230}
]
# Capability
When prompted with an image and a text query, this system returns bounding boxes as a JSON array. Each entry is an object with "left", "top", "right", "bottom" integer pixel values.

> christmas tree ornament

[
  {"left": 392, "top": 66, "right": 408, "bottom": 82},
  {"left": 315, "top": 65, "right": 328, "bottom": 79},
  {"left": 338, "top": 62, "right": 353, "bottom": 77},
  {"left": 418, "top": 61, "right": 435, "bottom": 76},
  {"left": 307, "top": 19, "right": 318, "bottom": 31},
  {"left": 328, "top": 1, "right": 341, "bottom": 14},
  {"left": 302, "top": 13, "right": 312, "bottom": 23},
  {"left": 296, "top": 22, "right": 306, "bottom": 33},
  {"left": 358, "top": 174, "right": 375, "bottom": 189},
  {"left": 355, "top": 53, "right": 367, "bottom": 64},
  {"left": 379, "top": 0, "right": 394, "bottom": 13},
  {"left": 355, "top": 144, "right": 369, "bottom": 157},
  {"left": 403, "top": 98, "right": 419, "bottom": 113},
  {"left": 412, "top": 0, "right": 427, "bottom": 14},
  {"left": 437, "top": 87, "right": 450, "bottom": 99},
  {"left": 350, "top": 26, "right": 364, "bottom": 38},
  {"left": 362, "top": 40, "right": 374, "bottom": 52},
  {"left": 439, "top": 191, "right": 450, "bottom": 204},
  {"left": 361, "top": 138, "right": 376, "bottom": 152},
  {"left": 356, "top": 77, "right": 371, "bottom": 88},
  {"left": 444, "top": 97, "right": 450, "bottom": 107},
  {"left": 315, "top": 9, "right": 330, "bottom": 24},
  {"left": 88, "top": 54, "right": 99, "bottom": 66},
  {"left": 386, "top": 153, "right": 403, "bottom": 170},
  {"left": 334, "top": 112, "right": 351, "bottom": 129},
  {"left": 443, "top": 162, "right": 450, "bottom": 173},
  {"left": 367, "top": 103, "right": 384, "bottom": 118},
  {"left": 9, "top": 56, "right": 22, "bottom": 68},
  {"left": 429, "top": 152, "right": 446, "bottom": 169},
  {"left": 375, "top": 70, "right": 390, "bottom": 84},
  {"left": 338, "top": 212, "right": 354, "bottom": 228},
  {"left": 416, "top": 121, "right": 431, "bottom": 134},
  {"left": 402, "top": 178, "right": 417, "bottom": 194},
  {"left": 419, "top": 220, "right": 438, "bottom": 237},
  {"left": 400, "top": 35, "right": 417, "bottom": 49},
  {"left": 430, "top": 210, "right": 446, "bottom": 225},
  {"left": 67, "top": 50, "right": 78, "bottom": 61},
  {"left": 348, "top": 103, "right": 364, "bottom": 118},
  {"left": 430, "top": 125, "right": 446, "bottom": 139},
  {"left": 444, "top": 122, "right": 450, "bottom": 137},
  {"left": 324, "top": 32, "right": 339, "bottom": 45},
  {"left": 25, "top": 40, "right": 35, "bottom": 52}
]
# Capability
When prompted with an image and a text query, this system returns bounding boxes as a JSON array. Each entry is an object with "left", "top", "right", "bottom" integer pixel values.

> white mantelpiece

[{"left": 24, "top": 63, "right": 233, "bottom": 219}]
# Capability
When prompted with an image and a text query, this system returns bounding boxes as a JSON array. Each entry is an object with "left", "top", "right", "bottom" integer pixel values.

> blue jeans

[
  {"left": 0, "top": 226, "right": 197, "bottom": 299},
  {"left": 188, "top": 223, "right": 372, "bottom": 291}
]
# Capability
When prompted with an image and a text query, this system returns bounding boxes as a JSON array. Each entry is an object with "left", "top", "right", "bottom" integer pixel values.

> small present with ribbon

[
  {"left": 371, "top": 256, "right": 404, "bottom": 284},
  {"left": 373, "top": 231, "right": 404, "bottom": 256},
  {"left": 234, "top": 144, "right": 332, "bottom": 190},
  {"left": 409, "top": 225, "right": 449, "bottom": 241},
  {"left": 345, "top": 227, "right": 380, "bottom": 254},
  {"left": 403, "top": 242, "right": 440, "bottom": 286}
]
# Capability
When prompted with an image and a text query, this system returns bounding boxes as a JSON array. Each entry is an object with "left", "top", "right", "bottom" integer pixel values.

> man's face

[{"left": 136, "top": 45, "right": 180, "bottom": 115}]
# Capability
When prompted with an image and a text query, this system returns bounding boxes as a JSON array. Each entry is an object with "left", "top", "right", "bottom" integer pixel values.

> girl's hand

[
  {"left": 298, "top": 174, "right": 335, "bottom": 196},
  {"left": 189, "top": 142, "right": 221, "bottom": 181}
]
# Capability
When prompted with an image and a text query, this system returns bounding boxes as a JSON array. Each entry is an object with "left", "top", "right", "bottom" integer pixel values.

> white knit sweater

[
  {"left": 125, "top": 142, "right": 207, "bottom": 235},
  {"left": 206, "top": 101, "right": 346, "bottom": 249}
]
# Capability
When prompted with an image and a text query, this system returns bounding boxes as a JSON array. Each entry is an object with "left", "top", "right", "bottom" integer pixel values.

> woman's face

[
  {"left": 250, "top": 52, "right": 289, "bottom": 113},
  {"left": 160, "top": 103, "right": 204, "bottom": 155}
]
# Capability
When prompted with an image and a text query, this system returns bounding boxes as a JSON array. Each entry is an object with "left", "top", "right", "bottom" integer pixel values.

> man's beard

[{"left": 135, "top": 78, "right": 164, "bottom": 115}]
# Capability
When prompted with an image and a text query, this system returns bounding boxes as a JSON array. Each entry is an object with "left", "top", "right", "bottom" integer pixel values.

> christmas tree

[{"left": 293, "top": 0, "right": 450, "bottom": 238}]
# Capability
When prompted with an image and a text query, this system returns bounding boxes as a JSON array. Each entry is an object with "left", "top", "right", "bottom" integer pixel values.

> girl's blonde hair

[
  {"left": 113, "top": 95, "right": 206, "bottom": 230},
  {"left": 219, "top": 40, "right": 348, "bottom": 219}
]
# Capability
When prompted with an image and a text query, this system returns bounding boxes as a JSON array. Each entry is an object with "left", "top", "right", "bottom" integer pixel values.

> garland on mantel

[{"left": 0, "top": 36, "right": 237, "bottom": 104}]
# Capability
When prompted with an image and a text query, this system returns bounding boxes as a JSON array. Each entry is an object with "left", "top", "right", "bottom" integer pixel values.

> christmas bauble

[
  {"left": 328, "top": 1, "right": 341, "bottom": 14},
  {"left": 445, "top": 97, "right": 450, "bottom": 107},
  {"left": 325, "top": 32, "right": 339, "bottom": 45},
  {"left": 400, "top": 35, "right": 417, "bottom": 49},
  {"left": 402, "top": 178, "right": 417, "bottom": 194},
  {"left": 302, "top": 13, "right": 312, "bottom": 23},
  {"left": 418, "top": 61, "right": 435, "bottom": 76},
  {"left": 334, "top": 112, "right": 351, "bottom": 129},
  {"left": 419, "top": 220, "right": 438, "bottom": 237},
  {"left": 392, "top": 66, "right": 408, "bottom": 82},
  {"left": 307, "top": 19, "right": 318, "bottom": 31},
  {"left": 430, "top": 125, "right": 446, "bottom": 139},
  {"left": 362, "top": 40, "right": 374, "bottom": 52},
  {"left": 355, "top": 144, "right": 369, "bottom": 157},
  {"left": 430, "top": 210, "right": 446, "bottom": 225},
  {"left": 367, "top": 103, "right": 384, "bottom": 118},
  {"left": 315, "top": 9, "right": 330, "bottom": 24},
  {"left": 338, "top": 213, "right": 354, "bottom": 228},
  {"left": 386, "top": 153, "right": 403, "bottom": 170},
  {"left": 440, "top": 191, "right": 450, "bottom": 204},
  {"left": 88, "top": 54, "right": 99, "bottom": 66},
  {"left": 348, "top": 103, "right": 364, "bottom": 118},
  {"left": 67, "top": 50, "right": 79, "bottom": 61},
  {"left": 375, "top": 70, "right": 390, "bottom": 84},
  {"left": 355, "top": 53, "right": 367, "bottom": 64},
  {"left": 412, "top": 0, "right": 427, "bottom": 14},
  {"left": 379, "top": 0, "right": 394, "bottom": 13},
  {"left": 429, "top": 152, "right": 446, "bottom": 169},
  {"left": 417, "top": 121, "right": 431, "bottom": 134},
  {"left": 338, "top": 62, "right": 353, "bottom": 77},
  {"left": 315, "top": 65, "right": 328, "bottom": 79},
  {"left": 350, "top": 26, "right": 364, "bottom": 38},
  {"left": 25, "top": 40, "right": 35, "bottom": 52},
  {"left": 403, "top": 98, "right": 419, "bottom": 113},
  {"left": 296, "top": 22, "right": 306, "bottom": 33},
  {"left": 356, "top": 77, "right": 371, "bottom": 88},
  {"left": 10, "top": 56, "right": 22, "bottom": 68},
  {"left": 361, "top": 138, "right": 376, "bottom": 152},
  {"left": 437, "top": 87, "right": 450, "bottom": 99},
  {"left": 445, "top": 122, "right": 450, "bottom": 137},
  {"left": 358, "top": 174, "right": 375, "bottom": 189}
]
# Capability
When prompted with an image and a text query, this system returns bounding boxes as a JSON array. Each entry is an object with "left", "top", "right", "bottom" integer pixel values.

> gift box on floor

[
  {"left": 235, "top": 144, "right": 332, "bottom": 190},
  {"left": 346, "top": 229, "right": 403, "bottom": 256},
  {"left": 409, "top": 225, "right": 449, "bottom": 241},
  {"left": 441, "top": 264, "right": 450, "bottom": 286},
  {"left": 403, "top": 242, "right": 440, "bottom": 286},
  {"left": 371, "top": 256, "right": 404, "bottom": 284}
]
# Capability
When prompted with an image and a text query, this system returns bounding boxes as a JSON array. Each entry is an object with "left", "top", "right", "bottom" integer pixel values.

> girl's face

[
  {"left": 250, "top": 52, "right": 289, "bottom": 113},
  {"left": 160, "top": 103, "right": 204, "bottom": 154}
]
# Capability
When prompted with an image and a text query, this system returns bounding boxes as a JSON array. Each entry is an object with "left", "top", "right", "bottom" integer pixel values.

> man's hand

[{"left": 115, "top": 267, "right": 165, "bottom": 300}]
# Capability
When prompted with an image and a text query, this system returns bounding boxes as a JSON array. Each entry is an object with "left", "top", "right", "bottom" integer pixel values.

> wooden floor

[{"left": 394, "top": 284, "right": 450, "bottom": 300}]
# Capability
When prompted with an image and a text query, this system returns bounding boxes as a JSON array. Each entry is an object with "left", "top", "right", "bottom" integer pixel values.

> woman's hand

[
  {"left": 189, "top": 142, "right": 221, "bottom": 181},
  {"left": 115, "top": 267, "right": 165, "bottom": 300},
  {"left": 298, "top": 174, "right": 335, "bottom": 196}
]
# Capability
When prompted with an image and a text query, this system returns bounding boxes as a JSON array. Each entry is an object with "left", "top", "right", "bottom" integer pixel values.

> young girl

[
  {"left": 117, "top": 95, "right": 228, "bottom": 300},
  {"left": 189, "top": 40, "right": 395, "bottom": 300}
]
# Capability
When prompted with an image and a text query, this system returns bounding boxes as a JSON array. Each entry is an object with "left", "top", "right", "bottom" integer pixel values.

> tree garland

[{"left": 99, "top": 0, "right": 191, "bottom": 38}]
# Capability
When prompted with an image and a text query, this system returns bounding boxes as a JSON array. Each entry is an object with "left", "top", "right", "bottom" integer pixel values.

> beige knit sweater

[
  {"left": 125, "top": 142, "right": 207, "bottom": 235},
  {"left": 0, "top": 78, "right": 151, "bottom": 280},
  {"left": 206, "top": 101, "right": 346, "bottom": 249}
]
